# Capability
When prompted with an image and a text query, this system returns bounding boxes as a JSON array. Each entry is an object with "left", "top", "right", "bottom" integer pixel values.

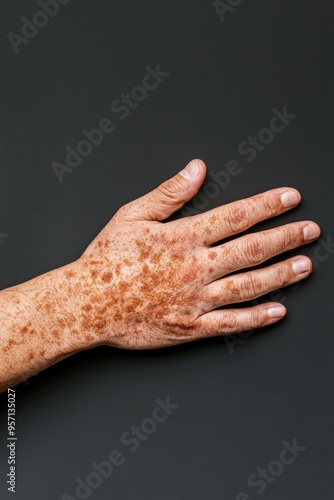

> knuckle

[
  {"left": 275, "top": 265, "right": 289, "bottom": 286},
  {"left": 158, "top": 178, "right": 184, "bottom": 201},
  {"left": 167, "top": 314, "right": 194, "bottom": 334},
  {"left": 281, "top": 226, "right": 299, "bottom": 248},
  {"left": 244, "top": 238, "right": 265, "bottom": 265},
  {"left": 225, "top": 202, "right": 248, "bottom": 233},
  {"left": 219, "top": 310, "right": 237, "bottom": 333},
  {"left": 241, "top": 274, "right": 261, "bottom": 297},
  {"left": 261, "top": 196, "right": 279, "bottom": 216},
  {"left": 223, "top": 278, "right": 241, "bottom": 299},
  {"left": 113, "top": 203, "right": 131, "bottom": 220},
  {"left": 252, "top": 307, "right": 265, "bottom": 328}
]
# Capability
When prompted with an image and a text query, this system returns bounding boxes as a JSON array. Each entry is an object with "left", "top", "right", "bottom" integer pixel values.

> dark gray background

[{"left": 0, "top": 0, "right": 333, "bottom": 499}]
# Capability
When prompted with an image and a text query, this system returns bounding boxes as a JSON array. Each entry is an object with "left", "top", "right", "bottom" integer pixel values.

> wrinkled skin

[
  {"left": 0, "top": 159, "right": 321, "bottom": 391},
  {"left": 68, "top": 158, "right": 320, "bottom": 349}
]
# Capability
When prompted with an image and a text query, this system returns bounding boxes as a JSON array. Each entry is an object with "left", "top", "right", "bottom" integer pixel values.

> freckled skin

[
  {"left": 0, "top": 159, "right": 320, "bottom": 391},
  {"left": 209, "top": 250, "right": 217, "bottom": 260},
  {"left": 74, "top": 226, "right": 207, "bottom": 349},
  {"left": 64, "top": 270, "right": 75, "bottom": 278}
]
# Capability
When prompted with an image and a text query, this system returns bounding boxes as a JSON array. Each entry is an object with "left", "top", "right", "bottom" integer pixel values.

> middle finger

[{"left": 203, "top": 220, "right": 320, "bottom": 282}]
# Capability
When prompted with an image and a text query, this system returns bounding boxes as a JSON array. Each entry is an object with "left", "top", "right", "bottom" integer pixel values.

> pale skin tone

[{"left": 0, "top": 159, "right": 321, "bottom": 393}]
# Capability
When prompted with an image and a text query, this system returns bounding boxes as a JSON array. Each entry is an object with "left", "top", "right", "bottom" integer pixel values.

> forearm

[
  {"left": 0, "top": 263, "right": 94, "bottom": 392},
  {"left": 0, "top": 161, "right": 321, "bottom": 392}
]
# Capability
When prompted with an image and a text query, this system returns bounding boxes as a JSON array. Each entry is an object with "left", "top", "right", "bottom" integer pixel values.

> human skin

[{"left": 0, "top": 159, "right": 321, "bottom": 392}]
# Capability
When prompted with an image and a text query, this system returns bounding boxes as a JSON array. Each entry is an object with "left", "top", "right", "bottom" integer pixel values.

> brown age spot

[
  {"left": 82, "top": 304, "right": 92, "bottom": 312},
  {"left": 90, "top": 269, "right": 98, "bottom": 279},
  {"left": 3, "top": 338, "right": 17, "bottom": 352},
  {"left": 90, "top": 295, "right": 100, "bottom": 303},
  {"left": 101, "top": 272, "right": 113, "bottom": 283},
  {"left": 74, "top": 232, "right": 202, "bottom": 346},
  {"left": 52, "top": 330, "right": 60, "bottom": 339},
  {"left": 135, "top": 239, "right": 152, "bottom": 262},
  {"left": 57, "top": 318, "right": 67, "bottom": 329},
  {"left": 150, "top": 252, "right": 161, "bottom": 264},
  {"left": 141, "top": 263, "right": 149, "bottom": 277},
  {"left": 225, "top": 279, "right": 240, "bottom": 297},
  {"left": 124, "top": 297, "right": 142, "bottom": 313},
  {"left": 99, "top": 305, "right": 108, "bottom": 315},
  {"left": 81, "top": 314, "right": 107, "bottom": 332},
  {"left": 64, "top": 270, "right": 76, "bottom": 278},
  {"left": 118, "top": 281, "right": 130, "bottom": 293},
  {"left": 97, "top": 241, "right": 102, "bottom": 248},
  {"left": 104, "top": 239, "right": 110, "bottom": 248},
  {"left": 209, "top": 250, "right": 217, "bottom": 260}
]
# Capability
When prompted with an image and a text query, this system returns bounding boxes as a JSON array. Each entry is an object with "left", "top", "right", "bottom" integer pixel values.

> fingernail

[
  {"left": 267, "top": 305, "right": 286, "bottom": 319},
  {"left": 281, "top": 189, "right": 301, "bottom": 208},
  {"left": 292, "top": 258, "right": 311, "bottom": 275},
  {"left": 303, "top": 223, "right": 321, "bottom": 241},
  {"left": 179, "top": 161, "right": 200, "bottom": 180}
]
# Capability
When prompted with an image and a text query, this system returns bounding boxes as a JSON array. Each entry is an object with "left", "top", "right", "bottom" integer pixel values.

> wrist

[
  {"left": 26, "top": 261, "right": 105, "bottom": 353},
  {"left": 0, "top": 261, "right": 100, "bottom": 390}
]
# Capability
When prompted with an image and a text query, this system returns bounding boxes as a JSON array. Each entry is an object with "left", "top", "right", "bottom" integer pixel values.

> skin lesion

[
  {"left": 224, "top": 279, "right": 241, "bottom": 298},
  {"left": 71, "top": 232, "right": 203, "bottom": 348},
  {"left": 64, "top": 270, "right": 76, "bottom": 279},
  {"left": 2, "top": 331, "right": 28, "bottom": 354},
  {"left": 90, "top": 269, "right": 99, "bottom": 279},
  {"left": 135, "top": 239, "right": 152, "bottom": 262},
  {"left": 208, "top": 250, "right": 217, "bottom": 260},
  {"left": 101, "top": 271, "right": 113, "bottom": 283},
  {"left": 81, "top": 304, "right": 92, "bottom": 313}
]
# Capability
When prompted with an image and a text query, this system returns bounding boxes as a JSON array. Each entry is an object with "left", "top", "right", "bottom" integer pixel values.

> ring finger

[{"left": 202, "top": 255, "right": 312, "bottom": 311}]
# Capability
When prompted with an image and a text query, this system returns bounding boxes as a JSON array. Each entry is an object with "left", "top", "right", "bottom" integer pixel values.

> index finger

[{"left": 190, "top": 187, "right": 301, "bottom": 246}]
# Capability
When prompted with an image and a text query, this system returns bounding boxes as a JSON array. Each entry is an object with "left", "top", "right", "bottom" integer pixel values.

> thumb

[{"left": 122, "top": 159, "right": 207, "bottom": 222}]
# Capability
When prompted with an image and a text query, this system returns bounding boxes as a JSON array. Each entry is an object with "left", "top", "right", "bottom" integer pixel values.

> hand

[
  {"left": 66, "top": 159, "right": 321, "bottom": 350},
  {"left": 0, "top": 159, "right": 321, "bottom": 391}
]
